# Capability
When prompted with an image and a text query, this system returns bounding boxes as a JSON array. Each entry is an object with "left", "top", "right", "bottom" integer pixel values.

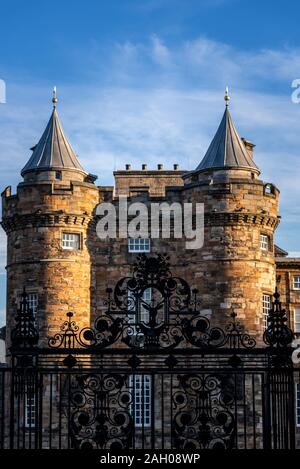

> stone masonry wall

[{"left": 2, "top": 166, "right": 279, "bottom": 346}]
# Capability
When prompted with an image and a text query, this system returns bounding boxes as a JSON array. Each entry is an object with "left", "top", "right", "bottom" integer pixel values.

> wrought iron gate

[{"left": 0, "top": 254, "right": 299, "bottom": 449}]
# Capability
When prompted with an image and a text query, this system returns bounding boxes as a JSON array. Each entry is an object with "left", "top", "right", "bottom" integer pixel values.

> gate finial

[
  {"left": 263, "top": 288, "right": 294, "bottom": 348},
  {"left": 11, "top": 287, "right": 39, "bottom": 348}
]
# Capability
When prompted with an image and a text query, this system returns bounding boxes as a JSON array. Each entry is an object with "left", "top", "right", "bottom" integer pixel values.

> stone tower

[
  {"left": 1, "top": 92, "right": 99, "bottom": 344},
  {"left": 179, "top": 91, "right": 280, "bottom": 335}
]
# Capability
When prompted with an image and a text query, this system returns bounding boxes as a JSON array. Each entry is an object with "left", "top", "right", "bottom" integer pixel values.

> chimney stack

[{"left": 241, "top": 138, "right": 255, "bottom": 159}]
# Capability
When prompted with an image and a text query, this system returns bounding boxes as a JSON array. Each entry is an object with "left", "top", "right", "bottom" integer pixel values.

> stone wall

[
  {"left": 2, "top": 165, "right": 280, "bottom": 344},
  {"left": 114, "top": 166, "right": 186, "bottom": 197}
]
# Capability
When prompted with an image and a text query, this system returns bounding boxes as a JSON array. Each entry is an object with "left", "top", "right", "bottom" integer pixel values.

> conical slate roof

[
  {"left": 195, "top": 106, "right": 259, "bottom": 173},
  {"left": 21, "top": 106, "right": 87, "bottom": 176}
]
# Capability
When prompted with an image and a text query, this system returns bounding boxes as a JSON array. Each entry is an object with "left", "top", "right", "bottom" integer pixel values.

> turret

[
  {"left": 180, "top": 88, "right": 280, "bottom": 335},
  {"left": 1, "top": 90, "right": 99, "bottom": 345}
]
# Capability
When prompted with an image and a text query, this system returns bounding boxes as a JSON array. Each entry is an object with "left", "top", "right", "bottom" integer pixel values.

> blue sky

[{"left": 1, "top": 0, "right": 300, "bottom": 325}]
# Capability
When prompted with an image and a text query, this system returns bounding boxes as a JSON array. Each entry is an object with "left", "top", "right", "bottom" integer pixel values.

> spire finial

[
  {"left": 52, "top": 86, "right": 58, "bottom": 107},
  {"left": 224, "top": 85, "right": 230, "bottom": 107}
]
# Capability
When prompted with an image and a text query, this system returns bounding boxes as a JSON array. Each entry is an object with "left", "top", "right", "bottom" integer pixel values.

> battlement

[{"left": 114, "top": 164, "right": 187, "bottom": 197}]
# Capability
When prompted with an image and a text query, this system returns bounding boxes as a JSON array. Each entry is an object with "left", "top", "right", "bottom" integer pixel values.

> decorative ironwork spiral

[{"left": 48, "top": 254, "right": 257, "bottom": 353}]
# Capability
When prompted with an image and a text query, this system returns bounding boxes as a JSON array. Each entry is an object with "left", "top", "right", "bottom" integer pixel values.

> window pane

[
  {"left": 263, "top": 294, "right": 271, "bottom": 330},
  {"left": 62, "top": 233, "right": 80, "bottom": 249},
  {"left": 25, "top": 382, "right": 36, "bottom": 428},
  {"left": 128, "top": 288, "right": 151, "bottom": 333},
  {"left": 28, "top": 293, "right": 38, "bottom": 316},
  {"left": 129, "top": 375, "right": 152, "bottom": 427},
  {"left": 294, "top": 276, "right": 300, "bottom": 290},
  {"left": 294, "top": 308, "right": 300, "bottom": 333},
  {"left": 260, "top": 235, "right": 269, "bottom": 251},
  {"left": 18, "top": 292, "right": 38, "bottom": 326},
  {"left": 141, "top": 288, "right": 151, "bottom": 323},
  {"left": 128, "top": 238, "right": 150, "bottom": 253}
]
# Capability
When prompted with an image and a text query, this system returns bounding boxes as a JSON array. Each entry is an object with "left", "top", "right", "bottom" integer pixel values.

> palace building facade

[
  {"left": 1, "top": 91, "right": 300, "bottom": 347},
  {"left": 1, "top": 91, "right": 300, "bottom": 450}
]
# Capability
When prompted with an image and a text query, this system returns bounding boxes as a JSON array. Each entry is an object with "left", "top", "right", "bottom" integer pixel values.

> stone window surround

[
  {"left": 61, "top": 231, "right": 82, "bottom": 250},
  {"left": 260, "top": 233, "right": 270, "bottom": 252},
  {"left": 293, "top": 275, "right": 300, "bottom": 290},
  {"left": 264, "top": 183, "right": 276, "bottom": 197}
]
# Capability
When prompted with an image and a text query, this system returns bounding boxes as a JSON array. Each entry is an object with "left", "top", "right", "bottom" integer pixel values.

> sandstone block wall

[{"left": 2, "top": 166, "right": 280, "bottom": 345}]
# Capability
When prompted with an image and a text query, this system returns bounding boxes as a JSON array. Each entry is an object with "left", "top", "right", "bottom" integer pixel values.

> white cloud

[{"left": 151, "top": 35, "right": 171, "bottom": 66}]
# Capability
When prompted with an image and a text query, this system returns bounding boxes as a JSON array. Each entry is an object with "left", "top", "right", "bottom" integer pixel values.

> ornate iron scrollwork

[
  {"left": 263, "top": 289, "right": 294, "bottom": 348},
  {"left": 49, "top": 254, "right": 256, "bottom": 351},
  {"left": 68, "top": 374, "right": 133, "bottom": 449},
  {"left": 11, "top": 288, "right": 39, "bottom": 348},
  {"left": 172, "top": 374, "right": 236, "bottom": 449}
]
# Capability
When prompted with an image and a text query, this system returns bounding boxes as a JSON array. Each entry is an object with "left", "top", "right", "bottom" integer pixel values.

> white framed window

[
  {"left": 18, "top": 291, "right": 38, "bottom": 324},
  {"left": 296, "top": 383, "right": 300, "bottom": 427},
  {"left": 25, "top": 385, "right": 36, "bottom": 428},
  {"left": 263, "top": 294, "right": 272, "bottom": 330},
  {"left": 141, "top": 288, "right": 151, "bottom": 323},
  {"left": 128, "top": 288, "right": 152, "bottom": 333},
  {"left": 128, "top": 238, "right": 150, "bottom": 253},
  {"left": 260, "top": 234, "right": 269, "bottom": 251},
  {"left": 293, "top": 276, "right": 300, "bottom": 290},
  {"left": 62, "top": 233, "right": 80, "bottom": 250},
  {"left": 294, "top": 307, "right": 300, "bottom": 333},
  {"left": 27, "top": 293, "right": 38, "bottom": 316},
  {"left": 129, "top": 375, "right": 152, "bottom": 427}
]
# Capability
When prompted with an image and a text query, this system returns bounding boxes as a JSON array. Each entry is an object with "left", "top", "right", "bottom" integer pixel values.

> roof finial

[
  {"left": 52, "top": 86, "right": 58, "bottom": 107},
  {"left": 224, "top": 85, "right": 230, "bottom": 107}
]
